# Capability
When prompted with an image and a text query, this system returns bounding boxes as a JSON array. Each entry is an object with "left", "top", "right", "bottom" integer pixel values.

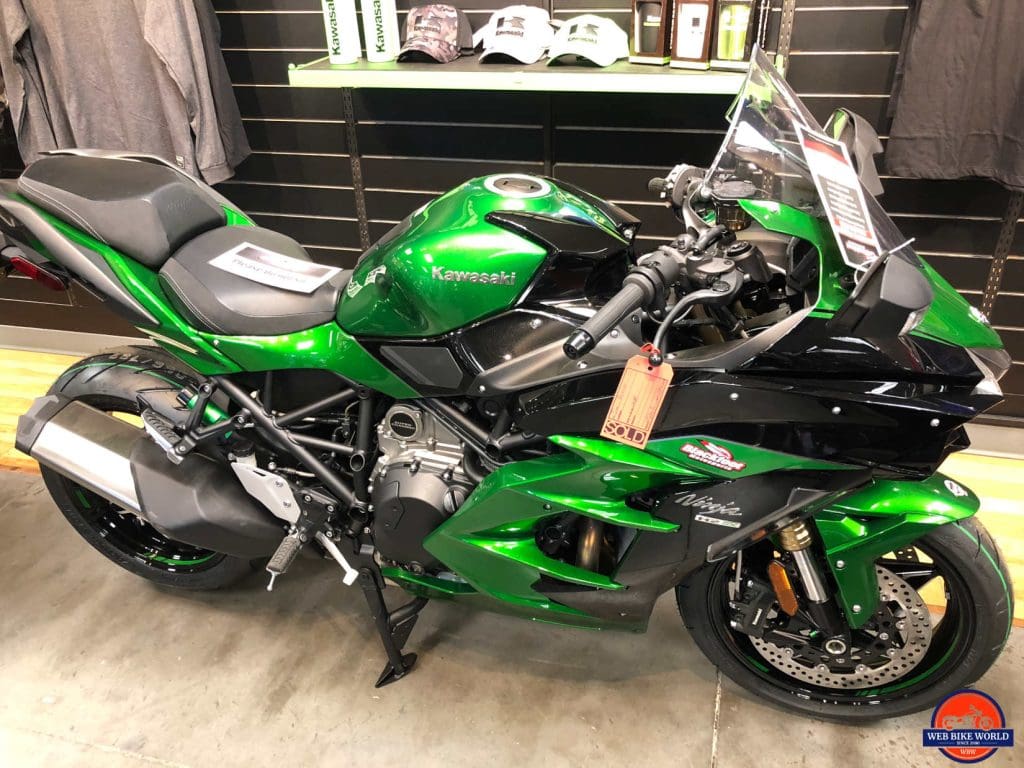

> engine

[{"left": 370, "top": 405, "right": 474, "bottom": 572}]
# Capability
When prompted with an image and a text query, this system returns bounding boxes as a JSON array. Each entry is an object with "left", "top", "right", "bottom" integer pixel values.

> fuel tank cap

[{"left": 484, "top": 174, "right": 551, "bottom": 199}]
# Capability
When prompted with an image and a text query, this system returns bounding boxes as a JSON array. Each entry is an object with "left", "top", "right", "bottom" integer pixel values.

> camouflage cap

[{"left": 398, "top": 4, "right": 474, "bottom": 64}]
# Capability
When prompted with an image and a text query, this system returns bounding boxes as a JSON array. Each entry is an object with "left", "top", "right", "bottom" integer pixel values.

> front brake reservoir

[{"left": 712, "top": 180, "right": 757, "bottom": 231}]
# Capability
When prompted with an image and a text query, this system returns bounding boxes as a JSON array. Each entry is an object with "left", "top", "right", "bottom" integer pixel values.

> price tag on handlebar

[{"left": 600, "top": 345, "right": 673, "bottom": 450}]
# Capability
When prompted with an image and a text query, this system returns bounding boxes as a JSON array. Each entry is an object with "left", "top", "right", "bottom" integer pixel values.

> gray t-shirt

[{"left": 0, "top": 0, "right": 249, "bottom": 184}]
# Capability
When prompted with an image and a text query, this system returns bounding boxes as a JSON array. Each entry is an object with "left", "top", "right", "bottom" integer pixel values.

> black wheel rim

[
  {"left": 53, "top": 395, "right": 226, "bottom": 575},
  {"left": 64, "top": 479, "right": 225, "bottom": 574},
  {"left": 711, "top": 539, "right": 975, "bottom": 705}
]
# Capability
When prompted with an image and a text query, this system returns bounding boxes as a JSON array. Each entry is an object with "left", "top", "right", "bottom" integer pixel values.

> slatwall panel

[{"left": 0, "top": 0, "right": 1021, "bottom": 421}]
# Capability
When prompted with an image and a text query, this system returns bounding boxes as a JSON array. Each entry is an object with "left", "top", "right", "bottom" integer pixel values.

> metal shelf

[{"left": 288, "top": 56, "right": 746, "bottom": 95}]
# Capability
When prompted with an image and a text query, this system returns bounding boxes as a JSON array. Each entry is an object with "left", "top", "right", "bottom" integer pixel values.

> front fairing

[{"left": 711, "top": 49, "right": 1004, "bottom": 363}]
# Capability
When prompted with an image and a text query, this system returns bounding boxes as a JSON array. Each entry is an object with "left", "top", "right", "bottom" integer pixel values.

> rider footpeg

[{"left": 266, "top": 532, "right": 303, "bottom": 591}]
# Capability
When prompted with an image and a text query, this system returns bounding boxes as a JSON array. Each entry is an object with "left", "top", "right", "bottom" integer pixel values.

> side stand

[{"left": 358, "top": 567, "right": 428, "bottom": 687}]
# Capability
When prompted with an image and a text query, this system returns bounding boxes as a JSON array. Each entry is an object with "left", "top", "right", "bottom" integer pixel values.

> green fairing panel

[
  {"left": 336, "top": 175, "right": 626, "bottom": 338},
  {"left": 197, "top": 324, "right": 419, "bottom": 399},
  {"left": 423, "top": 434, "right": 852, "bottom": 629},
  {"left": 28, "top": 205, "right": 418, "bottom": 399},
  {"left": 739, "top": 198, "right": 850, "bottom": 312},
  {"left": 911, "top": 258, "right": 1002, "bottom": 349},
  {"left": 815, "top": 472, "right": 980, "bottom": 628},
  {"left": 223, "top": 205, "right": 255, "bottom": 227}
]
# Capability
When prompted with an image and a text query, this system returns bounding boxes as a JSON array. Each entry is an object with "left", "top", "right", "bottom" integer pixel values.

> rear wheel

[
  {"left": 677, "top": 517, "right": 1013, "bottom": 721},
  {"left": 41, "top": 347, "right": 255, "bottom": 589}
]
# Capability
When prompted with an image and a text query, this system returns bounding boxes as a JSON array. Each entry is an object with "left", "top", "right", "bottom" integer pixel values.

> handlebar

[
  {"left": 562, "top": 226, "right": 738, "bottom": 360},
  {"left": 563, "top": 248, "right": 682, "bottom": 359}
]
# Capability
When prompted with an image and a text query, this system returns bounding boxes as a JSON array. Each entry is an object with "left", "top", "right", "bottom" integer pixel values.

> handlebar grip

[{"left": 563, "top": 282, "right": 647, "bottom": 359}]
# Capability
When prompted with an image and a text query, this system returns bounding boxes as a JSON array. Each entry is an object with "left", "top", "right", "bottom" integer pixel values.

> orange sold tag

[{"left": 601, "top": 350, "right": 673, "bottom": 449}]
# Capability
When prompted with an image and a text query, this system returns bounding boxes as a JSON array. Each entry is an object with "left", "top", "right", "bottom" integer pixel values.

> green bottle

[{"left": 716, "top": 1, "right": 751, "bottom": 61}]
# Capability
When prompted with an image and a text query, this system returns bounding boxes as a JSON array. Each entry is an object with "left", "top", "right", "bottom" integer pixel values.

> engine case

[{"left": 371, "top": 405, "right": 473, "bottom": 570}]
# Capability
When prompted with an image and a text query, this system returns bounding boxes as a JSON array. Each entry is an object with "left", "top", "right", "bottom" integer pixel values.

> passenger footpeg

[{"left": 141, "top": 408, "right": 185, "bottom": 464}]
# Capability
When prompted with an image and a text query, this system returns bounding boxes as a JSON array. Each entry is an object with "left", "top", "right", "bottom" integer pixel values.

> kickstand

[{"left": 358, "top": 567, "right": 429, "bottom": 687}]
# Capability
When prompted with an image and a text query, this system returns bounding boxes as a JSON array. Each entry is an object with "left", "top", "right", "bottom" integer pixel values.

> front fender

[{"left": 813, "top": 472, "right": 979, "bottom": 627}]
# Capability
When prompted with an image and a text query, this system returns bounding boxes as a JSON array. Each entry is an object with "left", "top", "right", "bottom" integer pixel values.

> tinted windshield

[{"left": 704, "top": 47, "right": 914, "bottom": 269}]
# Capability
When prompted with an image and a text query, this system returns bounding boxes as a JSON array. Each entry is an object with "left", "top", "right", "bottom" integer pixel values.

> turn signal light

[
  {"left": 8, "top": 255, "right": 69, "bottom": 291},
  {"left": 768, "top": 560, "right": 799, "bottom": 616}
]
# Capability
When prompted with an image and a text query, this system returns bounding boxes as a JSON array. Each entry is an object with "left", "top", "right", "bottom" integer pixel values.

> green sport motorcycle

[{"left": 2, "top": 50, "right": 1014, "bottom": 720}]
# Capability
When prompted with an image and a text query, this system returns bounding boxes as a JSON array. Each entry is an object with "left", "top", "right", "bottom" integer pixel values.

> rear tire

[
  {"left": 41, "top": 346, "right": 256, "bottom": 590},
  {"left": 677, "top": 517, "right": 1013, "bottom": 721}
]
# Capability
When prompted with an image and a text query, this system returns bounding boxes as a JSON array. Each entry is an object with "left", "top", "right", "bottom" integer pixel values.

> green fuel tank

[{"left": 336, "top": 174, "right": 636, "bottom": 338}]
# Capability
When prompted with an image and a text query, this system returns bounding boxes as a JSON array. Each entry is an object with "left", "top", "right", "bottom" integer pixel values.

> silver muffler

[
  {"left": 17, "top": 396, "right": 142, "bottom": 513},
  {"left": 16, "top": 396, "right": 283, "bottom": 558}
]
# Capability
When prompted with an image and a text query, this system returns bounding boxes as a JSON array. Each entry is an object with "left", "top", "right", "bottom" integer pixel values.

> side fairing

[{"left": 415, "top": 435, "right": 857, "bottom": 629}]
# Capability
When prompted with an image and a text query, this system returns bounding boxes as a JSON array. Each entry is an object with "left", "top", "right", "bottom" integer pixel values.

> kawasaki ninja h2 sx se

[{"left": 1, "top": 50, "right": 1014, "bottom": 721}]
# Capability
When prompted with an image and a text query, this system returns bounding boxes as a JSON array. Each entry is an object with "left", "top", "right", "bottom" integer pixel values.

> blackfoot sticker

[{"left": 679, "top": 440, "right": 747, "bottom": 472}]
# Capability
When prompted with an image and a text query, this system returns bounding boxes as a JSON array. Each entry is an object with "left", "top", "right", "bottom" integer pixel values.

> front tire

[
  {"left": 40, "top": 346, "right": 256, "bottom": 590},
  {"left": 677, "top": 517, "right": 1013, "bottom": 721}
]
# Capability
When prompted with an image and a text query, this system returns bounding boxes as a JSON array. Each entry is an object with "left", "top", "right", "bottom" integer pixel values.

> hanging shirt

[
  {"left": 0, "top": 0, "right": 249, "bottom": 184},
  {"left": 885, "top": 0, "right": 1024, "bottom": 190}
]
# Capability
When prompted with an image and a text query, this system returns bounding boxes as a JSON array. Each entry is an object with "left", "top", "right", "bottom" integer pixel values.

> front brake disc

[{"left": 748, "top": 566, "right": 933, "bottom": 690}]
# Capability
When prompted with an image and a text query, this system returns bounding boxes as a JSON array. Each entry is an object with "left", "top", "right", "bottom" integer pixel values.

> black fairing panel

[{"left": 517, "top": 367, "right": 994, "bottom": 476}]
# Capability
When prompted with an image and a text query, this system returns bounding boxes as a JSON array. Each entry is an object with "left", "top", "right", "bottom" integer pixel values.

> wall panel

[{"left": 1, "top": 0, "right": 1021, "bottom": 421}]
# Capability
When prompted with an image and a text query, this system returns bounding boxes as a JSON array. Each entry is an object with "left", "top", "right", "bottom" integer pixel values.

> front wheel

[{"left": 677, "top": 517, "right": 1013, "bottom": 721}]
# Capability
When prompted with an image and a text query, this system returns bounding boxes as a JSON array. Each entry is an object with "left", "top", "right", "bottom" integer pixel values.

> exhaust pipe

[
  {"left": 17, "top": 396, "right": 143, "bottom": 512},
  {"left": 17, "top": 396, "right": 283, "bottom": 558}
]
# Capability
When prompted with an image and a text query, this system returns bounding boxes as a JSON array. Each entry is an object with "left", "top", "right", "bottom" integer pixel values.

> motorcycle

[{"left": 1, "top": 49, "right": 1014, "bottom": 721}]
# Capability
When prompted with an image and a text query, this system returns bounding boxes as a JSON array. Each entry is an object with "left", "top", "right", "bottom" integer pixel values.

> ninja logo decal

[
  {"left": 675, "top": 492, "right": 743, "bottom": 529},
  {"left": 679, "top": 440, "right": 747, "bottom": 472},
  {"left": 674, "top": 492, "right": 742, "bottom": 517}
]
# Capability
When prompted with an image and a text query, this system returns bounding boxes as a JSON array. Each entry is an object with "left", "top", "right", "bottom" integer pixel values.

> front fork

[
  {"left": 734, "top": 472, "right": 982, "bottom": 635},
  {"left": 776, "top": 520, "right": 847, "bottom": 637}
]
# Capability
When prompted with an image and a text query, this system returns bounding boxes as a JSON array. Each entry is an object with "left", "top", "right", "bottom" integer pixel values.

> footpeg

[
  {"left": 142, "top": 408, "right": 184, "bottom": 464},
  {"left": 266, "top": 532, "right": 303, "bottom": 591}
]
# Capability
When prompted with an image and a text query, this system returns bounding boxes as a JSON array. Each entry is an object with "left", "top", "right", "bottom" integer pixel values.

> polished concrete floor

[{"left": 1, "top": 470, "right": 1022, "bottom": 768}]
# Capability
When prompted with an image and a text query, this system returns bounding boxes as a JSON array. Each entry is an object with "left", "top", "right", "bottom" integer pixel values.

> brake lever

[{"left": 649, "top": 269, "right": 744, "bottom": 364}]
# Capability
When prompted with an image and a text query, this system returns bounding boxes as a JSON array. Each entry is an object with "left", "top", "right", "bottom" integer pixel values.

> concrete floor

[{"left": 1, "top": 470, "right": 1021, "bottom": 768}]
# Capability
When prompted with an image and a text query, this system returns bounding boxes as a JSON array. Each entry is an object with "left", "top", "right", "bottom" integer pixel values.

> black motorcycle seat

[
  {"left": 159, "top": 226, "right": 351, "bottom": 337},
  {"left": 18, "top": 156, "right": 224, "bottom": 268}
]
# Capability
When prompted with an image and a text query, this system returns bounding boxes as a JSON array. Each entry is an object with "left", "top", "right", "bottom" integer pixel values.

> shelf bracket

[{"left": 341, "top": 87, "right": 371, "bottom": 251}]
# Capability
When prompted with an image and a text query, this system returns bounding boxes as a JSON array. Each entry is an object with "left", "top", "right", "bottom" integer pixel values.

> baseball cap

[
  {"left": 474, "top": 6, "right": 555, "bottom": 65},
  {"left": 547, "top": 14, "right": 629, "bottom": 67},
  {"left": 398, "top": 4, "right": 474, "bottom": 64}
]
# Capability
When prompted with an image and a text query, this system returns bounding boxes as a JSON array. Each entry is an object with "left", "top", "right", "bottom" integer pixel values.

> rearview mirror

[{"left": 824, "top": 108, "right": 884, "bottom": 198}]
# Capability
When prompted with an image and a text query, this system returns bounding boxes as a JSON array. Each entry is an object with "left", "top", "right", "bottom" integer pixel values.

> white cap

[
  {"left": 474, "top": 5, "right": 555, "bottom": 65},
  {"left": 547, "top": 14, "right": 628, "bottom": 68}
]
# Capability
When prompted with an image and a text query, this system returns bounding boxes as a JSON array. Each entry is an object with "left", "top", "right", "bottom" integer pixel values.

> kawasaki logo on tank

[{"left": 432, "top": 267, "right": 517, "bottom": 285}]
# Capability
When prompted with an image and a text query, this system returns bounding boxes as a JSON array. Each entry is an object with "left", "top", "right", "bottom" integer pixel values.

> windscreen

[{"left": 704, "top": 47, "right": 915, "bottom": 269}]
